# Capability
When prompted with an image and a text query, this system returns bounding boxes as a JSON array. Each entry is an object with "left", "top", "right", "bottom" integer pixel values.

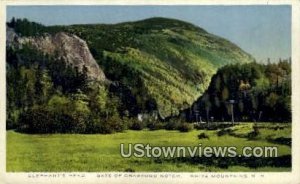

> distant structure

[{"left": 137, "top": 111, "right": 158, "bottom": 122}]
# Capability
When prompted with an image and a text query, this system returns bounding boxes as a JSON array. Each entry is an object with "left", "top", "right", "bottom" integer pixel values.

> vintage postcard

[{"left": 0, "top": 0, "right": 300, "bottom": 183}]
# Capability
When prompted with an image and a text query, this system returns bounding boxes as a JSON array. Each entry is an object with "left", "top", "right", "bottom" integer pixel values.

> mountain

[
  {"left": 60, "top": 17, "right": 255, "bottom": 118},
  {"left": 7, "top": 17, "right": 254, "bottom": 120}
]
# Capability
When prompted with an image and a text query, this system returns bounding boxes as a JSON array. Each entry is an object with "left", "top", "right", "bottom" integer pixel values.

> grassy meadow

[{"left": 7, "top": 123, "right": 291, "bottom": 172}]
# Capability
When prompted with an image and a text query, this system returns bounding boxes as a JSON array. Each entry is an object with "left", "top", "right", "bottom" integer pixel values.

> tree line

[
  {"left": 6, "top": 18, "right": 291, "bottom": 135},
  {"left": 184, "top": 60, "right": 291, "bottom": 123}
]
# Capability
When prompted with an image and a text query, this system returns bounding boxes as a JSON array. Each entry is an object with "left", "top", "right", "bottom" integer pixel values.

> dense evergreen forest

[
  {"left": 6, "top": 46, "right": 162, "bottom": 133},
  {"left": 7, "top": 18, "right": 254, "bottom": 118},
  {"left": 6, "top": 18, "right": 291, "bottom": 134},
  {"left": 7, "top": 46, "right": 131, "bottom": 133},
  {"left": 185, "top": 60, "right": 291, "bottom": 123}
]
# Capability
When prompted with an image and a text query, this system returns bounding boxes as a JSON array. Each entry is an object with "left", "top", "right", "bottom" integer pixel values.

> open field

[{"left": 7, "top": 123, "right": 291, "bottom": 172}]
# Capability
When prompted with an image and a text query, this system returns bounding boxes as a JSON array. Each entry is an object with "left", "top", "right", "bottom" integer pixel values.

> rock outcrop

[{"left": 7, "top": 28, "right": 106, "bottom": 81}]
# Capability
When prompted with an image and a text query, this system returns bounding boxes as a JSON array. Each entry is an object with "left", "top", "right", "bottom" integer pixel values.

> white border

[{"left": 0, "top": 0, "right": 299, "bottom": 184}]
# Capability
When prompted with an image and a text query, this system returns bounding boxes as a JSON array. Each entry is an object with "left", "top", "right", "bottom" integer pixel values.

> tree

[
  {"left": 202, "top": 94, "right": 211, "bottom": 123},
  {"left": 35, "top": 67, "right": 53, "bottom": 104},
  {"left": 88, "top": 84, "right": 108, "bottom": 116}
]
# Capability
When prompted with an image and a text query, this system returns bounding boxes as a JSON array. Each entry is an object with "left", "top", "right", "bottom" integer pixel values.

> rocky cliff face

[{"left": 6, "top": 28, "right": 106, "bottom": 82}]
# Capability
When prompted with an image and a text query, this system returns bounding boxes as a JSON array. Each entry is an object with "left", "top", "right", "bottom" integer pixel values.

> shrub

[
  {"left": 84, "top": 116, "right": 99, "bottom": 134},
  {"left": 165, "top": 121, "right": 178, "bottom": 130},
  {"left": 17, "top": 107, "right": 89, "bottom": 134},
  {"left": 198, "top": 132, "right": 209, "bottom": 139},
  {"left": 95, "top": 119, "right": 114, "bottom": 134},
  {"left": 177, "top": 123, "right": 193, "bottom": 132},
  {"left": 84, "top": 115, "right": 125, "bottom": 134},
  {"left": 129, "top": 119, "right": 145, "bottom": 130},
  {"left": 148, "top": 122, "right": 165, "bottom": 130},
  {"left": 217, "top": 128, "right": 232, "bottom": 136},
  {"left": 18, "top": 108, "right": 127, "bottom": 134},
  {"left": 164, "top": 118, "right": 181, "bottom": 130},
  {"left": 106, "top": 115, "right": 126, "bottom": 132},
  {"left": 6, "top": 110, "right": 21, "bottom": 130},
  {"left": 217, "top": 160, "right": 229, "bottom": 169},
  {"left": 6, "top": 119, "right": 16, "bottom": 130},
  {"left": 124, "top": 168, "right": 135, "bottom": 172},
  {"left": 271, "top": 137, "right": 291, "bottom": 146},
  {"left": 17, "top": 107, "right": 60, "bottom": 133},
  {"left": 247, "top": 125, "right": 260, "bottom": 139},
  {"left": 194, "top": 123, "right": 204, "bottom": 130},
  {"left": 95, "top": 120, "right": 114, "bottom": 134}
]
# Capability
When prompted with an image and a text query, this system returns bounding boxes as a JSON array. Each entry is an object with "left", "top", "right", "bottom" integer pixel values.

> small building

[{"left": 137, "top": 111, "right": 158, "bottom": 122}]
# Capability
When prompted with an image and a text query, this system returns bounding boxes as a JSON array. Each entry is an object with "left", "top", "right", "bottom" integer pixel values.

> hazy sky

[{"left": 7, "top": 6, "right": 291, "bottom": 62}]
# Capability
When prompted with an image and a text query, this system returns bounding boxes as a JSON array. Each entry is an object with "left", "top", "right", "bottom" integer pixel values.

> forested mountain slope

[
  {"left": 6, "top": 17, "right": 256, "bottom": 134},
  {"left": 61, "top": 17, "right": 255, "bottom": 118},
  {"left": 185, "top": 61, "right": 291, "bottom": 122}
]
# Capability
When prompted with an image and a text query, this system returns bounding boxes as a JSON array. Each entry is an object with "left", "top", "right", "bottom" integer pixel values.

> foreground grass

[{"left": 7, "top": 123, "right": 291, "bottom": 172}]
